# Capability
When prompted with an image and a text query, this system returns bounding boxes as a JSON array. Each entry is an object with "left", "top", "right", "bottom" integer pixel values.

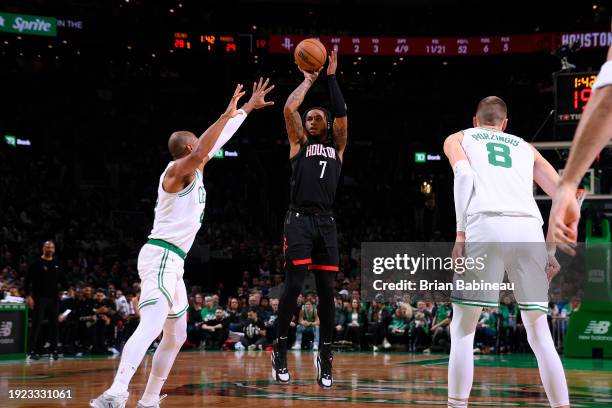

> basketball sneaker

[
  {"left": 271, "top": 340, "right": 290, "bottom": 383},
  {"left": 89, "top": 391, "right": 129, "bottom": 408},
  {"left": 136, "top": 394, "right": 167, "bottom": 408},
  {"left": 315, "top": 347, "right": 333, "bottom": 389}
]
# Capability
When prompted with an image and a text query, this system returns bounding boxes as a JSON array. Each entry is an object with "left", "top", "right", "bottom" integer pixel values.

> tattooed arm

[{"left": 284, "top": 68, "right": 321, "bottom": 158}]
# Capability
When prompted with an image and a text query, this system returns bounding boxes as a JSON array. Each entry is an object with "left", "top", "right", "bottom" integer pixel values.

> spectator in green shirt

[{"left": 498, "top": 295, "right": 517, "bottom": 353}]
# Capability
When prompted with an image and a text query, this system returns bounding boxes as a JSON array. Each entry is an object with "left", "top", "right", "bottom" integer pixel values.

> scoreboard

[
  {"left": 269, "top": 34, "right": 552, "bottom": 56},
  {"left": 554, "top": 71, "right": 597, "bottom": 124}
]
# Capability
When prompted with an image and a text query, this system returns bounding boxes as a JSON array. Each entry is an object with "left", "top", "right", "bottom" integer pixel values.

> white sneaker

[
  {"left": 235, "top": 342, "right": 245, "bottom": 350},
  {"left": 136, "top": 394, "right": 167, "bottom": 408},
  {"left": 248, "top": 344, "right": 257, "bottom": 351},
  {"left": 89, "top": 391, "right": 129, "bottom": 408},
  {"left": 313, "top": 344, "right": 319, "bottom": 351},
  {"left": 382, "top": 338, "right": 392, "bottom": 349},
  {"left": 291, "top": 343, "right": 301, "bottom": 350},
  {"left": 372, "top": 345, "right": 379, "bottom": 352}
]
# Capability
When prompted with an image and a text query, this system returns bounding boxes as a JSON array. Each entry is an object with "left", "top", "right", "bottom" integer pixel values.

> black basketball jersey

[{"left": 289, "top": 139, "right": 341, "bottom": 214}]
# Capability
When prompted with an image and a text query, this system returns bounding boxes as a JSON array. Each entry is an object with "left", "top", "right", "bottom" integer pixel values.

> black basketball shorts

[{"left": 283, "top": 210, "right": 339, "bottom": 271}]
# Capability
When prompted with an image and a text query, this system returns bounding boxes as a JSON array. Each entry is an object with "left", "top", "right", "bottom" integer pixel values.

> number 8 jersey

[
  {"left": 461, "top": 127, "right": 543, "bottom": 224},
  {"left": 289, "top": 139, "right": 342, "bottom": 214}
]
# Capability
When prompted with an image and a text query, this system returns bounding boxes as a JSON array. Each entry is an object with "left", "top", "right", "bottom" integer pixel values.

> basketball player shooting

[
  {"left": 443, "top": 97, "right": 570, "bottom": 408},
  {"left": 90, "top": 78, "right": 275, "bottom": 408},
  {"left": 271, "top": 50, "right": 347, "bottom": 389}
]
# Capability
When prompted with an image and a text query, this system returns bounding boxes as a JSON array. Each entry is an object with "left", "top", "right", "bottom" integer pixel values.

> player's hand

[
  {"left": 327, "top": 49, "right": 338, "bottom": 76},
  {"left": 300, "top": 66, "right": 322, "bottom": 83},
  {"left": 549, "top": 182, "right": 580, "bottom": 255},
  {"left": 244, "top": 77, "right": 275, "bottom": 111},
  {"left": 451, "top": 232, "right": 466, "bottom": 271},
  {"left": 545, "top": 254, "right": 561, "bottom": 283},
  {"left": 222, "top": 84, "right": 247, "bottom": 119}
]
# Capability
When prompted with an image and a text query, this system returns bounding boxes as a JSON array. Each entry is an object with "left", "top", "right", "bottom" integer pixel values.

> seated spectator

[
  {"left": 409, "top": 301, "right": 432, "bottom": 352},
  {"left": 264, "top": 298, "right": 279, "bottom": 343},
  {"left": 345, "top": 298, "right": 366, "bottom": 350},
  {"left": 368, "top": 298, "right": 392, "bottom": 351},
  {"left": 475, "top": 308, "right": 497, "bottom": 354},
  {"left": 92, "top": 288, "right": 116, "bottom": 354},
  {"left": 235, "top": 307, "right": 267, "bottom": 350},
  {"left": 201, "top": 296, "right": 216, "bottom": 322},
  {"left": 292, "top": 299, "right": 320, "bottom": 350},
  {"left": 187, "top": 293, "right": 204, "bottom": 347},
  {"left": 387, "top": 306, "right": 408, "bottom": 348},
  {"left": 225, "top": 297, "right": 242, "bottom": 332},
  {"left": 334, "top": 296, "right": 347, "bottom": 342},
  {"left": 58, "top": 287, "right": 78, "bottom": 355},
  {"left": 430, "top": 302, "right": 452, "bottom": 352},
  {"left": 201, "top": 308, "right": 228, "bottom": 349},
  {"left": 77, "top": 286, "right": 96, "bottom": 353}
]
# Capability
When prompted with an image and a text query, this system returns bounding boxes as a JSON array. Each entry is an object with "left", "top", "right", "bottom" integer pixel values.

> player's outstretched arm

[
  {"left": 165, "top": 84, "right": 246, "bottom": 191},
  {"left": 284, "top": 68, "right": 320, "bottom": 156},
  {"left": 205, "top": 77, "right": 275, "bottom": 162},
  {"left": 166, "top": 80, "right": 274, "bottom": 191},
  {"left": 327, "top": 50, "right": 348, "bottom": 161},
  {"left": 549, "top": 46, "right": 612, "bottom": 252}
]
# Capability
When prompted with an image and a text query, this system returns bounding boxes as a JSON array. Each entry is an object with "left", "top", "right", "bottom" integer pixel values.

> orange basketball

[{"left": 294, "top": 38, "right": 327, "bottom": 72}]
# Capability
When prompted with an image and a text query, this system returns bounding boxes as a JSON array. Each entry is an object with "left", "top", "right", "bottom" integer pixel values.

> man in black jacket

[{"left": 24, "top": 241, "right": 65, "bottom": 359}]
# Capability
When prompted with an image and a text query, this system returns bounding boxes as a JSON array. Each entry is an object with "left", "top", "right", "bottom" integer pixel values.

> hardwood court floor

[{"left": 1, "top": 351, "right": 611, "bottom": 407}]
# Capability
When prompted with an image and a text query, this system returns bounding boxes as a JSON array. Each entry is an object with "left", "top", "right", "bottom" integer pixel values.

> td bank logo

[
  {"left": 584, "top": 320, "right": 611, "bottom": 335},
  {"left": 0, "top": 321, "right": 12, "bottom": 337}
]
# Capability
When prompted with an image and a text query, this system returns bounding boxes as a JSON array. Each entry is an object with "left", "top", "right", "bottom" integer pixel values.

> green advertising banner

[{"left": 0, "top": 12, "right": 57, "bottom": 37}]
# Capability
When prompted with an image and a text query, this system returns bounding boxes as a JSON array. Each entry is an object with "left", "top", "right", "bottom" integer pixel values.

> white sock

[
  {"left": 108, "top": 300, "right": 169, "bottom": 395},
  {"left": 141, "top": 315, "right": 187, "bottom": 404},
  {"left": 521, "top": 310, "right": 569, "bottom": 407},
  {"left": 448, "top": 303, "right": 482, "bottom": 402},
  {"left": 448, "top": 397, "right": 468, "bottom": 407}
]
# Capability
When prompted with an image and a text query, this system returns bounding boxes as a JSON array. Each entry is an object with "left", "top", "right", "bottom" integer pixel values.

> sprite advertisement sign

[{"left": 0, "top": 12, "right": 57, "bottom": 37}]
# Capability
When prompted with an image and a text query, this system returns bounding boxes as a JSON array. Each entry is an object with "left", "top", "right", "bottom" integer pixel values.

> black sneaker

[
  {"left": 315, "top": 351, "right": 333, "bottom": 389},
  {"left": 271, "top": 340, "right": 290, "bottom": 383}
]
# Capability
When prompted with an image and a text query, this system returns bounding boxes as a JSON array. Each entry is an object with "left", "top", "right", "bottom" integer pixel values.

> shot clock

[{"left": 554, "top": 71, "right": 597, "bottom": 125}]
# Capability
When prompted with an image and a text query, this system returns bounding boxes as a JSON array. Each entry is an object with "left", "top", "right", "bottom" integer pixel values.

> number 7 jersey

[
  {"left": 289, "top": 139, "right": 341, "bottom": 214},
  {"left": 461, "top": 127, "right": 543, "bottom": 224}
]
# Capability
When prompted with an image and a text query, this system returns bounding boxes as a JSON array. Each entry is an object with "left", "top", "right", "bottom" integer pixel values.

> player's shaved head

[
  {"left": 476, "top": 96, "right": 507, "bottom": 126},
  {"left": 168, "top": 131, "right": 197, "bottom": 159}
]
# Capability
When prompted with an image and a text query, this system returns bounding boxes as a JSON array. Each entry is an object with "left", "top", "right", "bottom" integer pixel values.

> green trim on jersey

[
  {"left": 452, "top": 298, "right": 498, "bottom": 308},
  {"left": 138, "top": 298, "right": 158, "bottom": 309},
  {"left": 147, "top": 238, "right": 187, "bottom": 259},
  {"left": 168, "top": 305, "right": 188, "bottom": 319},
  {"left": 178, "top": 178, "right": 197, "bottom": 197}
]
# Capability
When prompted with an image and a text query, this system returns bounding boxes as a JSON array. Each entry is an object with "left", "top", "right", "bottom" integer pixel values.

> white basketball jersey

[
  {"left": 148, "top": 162, "right": 206, "bottom": 253},
  {"left": 461, "top": 127, "right": 542, "bottom": 224}
]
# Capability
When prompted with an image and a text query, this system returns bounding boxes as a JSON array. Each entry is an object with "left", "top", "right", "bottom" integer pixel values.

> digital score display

[
  {"left": 269, "top": 34, "right": 552, "bottom": 56},
  {"left": 554, "top": 71, "right": 597, "bottom": 124}
]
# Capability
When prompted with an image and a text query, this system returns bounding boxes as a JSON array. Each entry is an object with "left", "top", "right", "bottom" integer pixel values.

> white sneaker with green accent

[{"left": 89, "top": 391, "right": 129, "bottom": 408}]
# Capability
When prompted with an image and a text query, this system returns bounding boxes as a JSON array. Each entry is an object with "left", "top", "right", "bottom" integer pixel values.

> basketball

[{"left": 294, "top": 38, "right": 327, "bottom": 72}]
